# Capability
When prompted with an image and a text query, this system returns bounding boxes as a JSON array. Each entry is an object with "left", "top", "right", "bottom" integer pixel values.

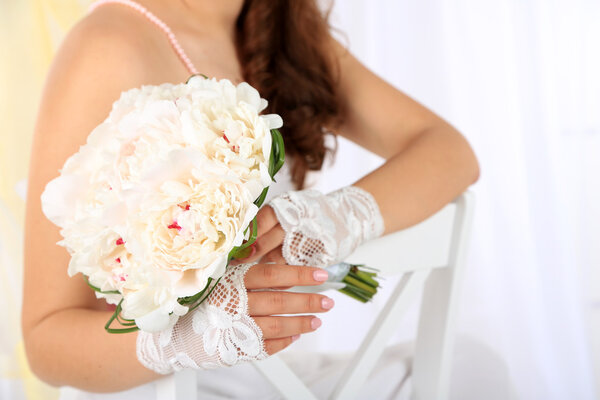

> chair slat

[
  {"left": 412, "top": 192, "right": 475, "bottom": 400},
  {"left": 254, "top": 356, "right": 319, "bottom": 400},
  {"left": 344, "top": 204, "right": 456, "bottom": 275},
  {"left": 155, "top": 368, "right": 197, "bottom": 400},
  {"left": 330, "top": 269, "right": 431, "bottom": 400}
]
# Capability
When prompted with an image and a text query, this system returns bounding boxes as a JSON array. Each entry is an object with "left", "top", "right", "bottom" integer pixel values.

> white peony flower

[{"left": 41, "top": 76, "right": 283, "bottom": 332}]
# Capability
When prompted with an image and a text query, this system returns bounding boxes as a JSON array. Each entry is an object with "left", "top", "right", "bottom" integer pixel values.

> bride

[{"left": 22, "top": 0, "right": 479, "bottom": 398}]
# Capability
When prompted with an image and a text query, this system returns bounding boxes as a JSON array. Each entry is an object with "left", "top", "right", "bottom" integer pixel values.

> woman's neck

[
  {"left": 180, "top": 0, "right": 244, "bottom": 26},
  {"left": 135, "top": 0, "right": 244, "bottom": 42},
  {"left": 175, "top": 0, "right": 244, "bottom": 39}
]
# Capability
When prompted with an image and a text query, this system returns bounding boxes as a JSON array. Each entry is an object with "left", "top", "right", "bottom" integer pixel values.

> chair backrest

[{"left": 155, "top": 191, "right": 475, "bottom": 400}]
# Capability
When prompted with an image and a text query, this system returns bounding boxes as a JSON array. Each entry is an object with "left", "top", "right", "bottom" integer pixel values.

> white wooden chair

[{"left": 156, "top": 191, "right": 475, "bottom": 400}]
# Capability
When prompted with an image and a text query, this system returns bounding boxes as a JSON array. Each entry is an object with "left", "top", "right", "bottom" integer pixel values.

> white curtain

[{"left": 316, "top": 1, "right": 599, "bottom": 399}]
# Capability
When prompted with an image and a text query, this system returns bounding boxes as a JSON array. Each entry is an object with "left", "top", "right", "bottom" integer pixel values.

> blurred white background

[
  {"left": 1, "top": 1, "right": 599, "bottom": 399},
  {"left": 316, "top": 1, "right": 600, "bottom": 399}
]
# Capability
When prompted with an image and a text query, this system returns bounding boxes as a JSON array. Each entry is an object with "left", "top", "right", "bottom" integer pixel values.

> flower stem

[{"left": 337, "top": 264, "right": 381, "bottom": 302}]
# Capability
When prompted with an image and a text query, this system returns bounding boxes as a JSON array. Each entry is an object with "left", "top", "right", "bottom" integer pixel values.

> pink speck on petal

[
  {"left": 223, "top": 134, "right": 230, "bottom": 143},
  {"left": 115, "top": 257, "right": 121, "bottom": 263},
  {"left": 168, "top": 222, "right": 182, "bottom": 231},
  {"left": 116, "top": 238, "right": 125, "bottom": 246}
]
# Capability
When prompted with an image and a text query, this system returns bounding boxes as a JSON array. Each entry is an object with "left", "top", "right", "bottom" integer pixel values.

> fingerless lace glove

[
  {"left": 268, "top": 186, "right": 385, "bottom": 268},
  {"left": 136, "top": 263, "right": 267, "bottom": 374}
]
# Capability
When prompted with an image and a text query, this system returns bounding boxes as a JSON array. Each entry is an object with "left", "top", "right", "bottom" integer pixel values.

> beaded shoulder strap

[{"left": 89, "top": 0, "right": 200, "bottom": 76}]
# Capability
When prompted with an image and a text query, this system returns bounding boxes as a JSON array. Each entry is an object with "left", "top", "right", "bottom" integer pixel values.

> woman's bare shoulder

[
  {"left": 33, "top": 5, "right": 178, "bottom": 154},
  {"left": 47, "top": 5, "right": 169, "bottom": 101}
]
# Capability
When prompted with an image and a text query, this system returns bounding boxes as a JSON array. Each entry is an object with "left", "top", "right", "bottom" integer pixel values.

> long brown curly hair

[{"left": 235, "top": 0, "right": 344, "bottom": 189}]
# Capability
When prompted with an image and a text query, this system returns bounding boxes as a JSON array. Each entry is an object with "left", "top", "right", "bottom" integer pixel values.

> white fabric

[
  {"left": 268, "top": 186, "right": 384, "bottom": 268},
  {"left": 136, "top": 262, "right": 267, "bottom": 374},
  {"left": 60, "top": 335, "right": 511, "bottom": 400}
]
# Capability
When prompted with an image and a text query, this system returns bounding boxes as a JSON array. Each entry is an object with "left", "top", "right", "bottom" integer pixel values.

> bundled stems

[{"left": 338, "top": 265, "right": 381, "bottom": 303}]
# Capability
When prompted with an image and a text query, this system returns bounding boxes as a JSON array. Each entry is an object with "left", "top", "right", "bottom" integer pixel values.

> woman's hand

[
  {"left": 232, "top": 206, "right": 287, "bottom": 266},
  {"left": 136, "top": 262, "right": 334, "bottom": 373},
  {"left": 234, "top": 186, "right": 385, "bottom": 270},
  {"left": 244, "top": 263, "right": 334, "bottom": 355}
]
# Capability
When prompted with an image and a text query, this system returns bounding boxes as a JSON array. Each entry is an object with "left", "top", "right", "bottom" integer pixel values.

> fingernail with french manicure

[
  {"left": 313, "top": 270, "right": 328, "bottom": 281},
  {"left": 311, "top": 317, "right": 322, "bottom": 330},
  {"left": 321, "top": 297, "right": 335, "bottom": 310}
]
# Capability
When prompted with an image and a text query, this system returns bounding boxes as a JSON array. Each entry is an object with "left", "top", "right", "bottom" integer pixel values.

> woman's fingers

[
  {"left": 247, "top": 291, "right": 335, "bottom": 316},
  {"left": 242, "top": 224, "right": 285, "bottom": 264},
  {"left": 259, "top": 315, "right": 323, "bottom": 354},
  {"left": 264, "top": 336, "right": 300, "bottom": 355},
  {"left": 261, "top": 245, "right": 286, "bottom": 265},
  {"left": 244, "top": 264, "right": 328, "bottom": 290},
  {"left": 230, "top": 206, "right": 282, "bottom": 266},
  {"left": 256, "top": 205, "right": 279, "bottom": 237},
  {"left": 254, "top": 315, "right": 321, "bottom": 339}
]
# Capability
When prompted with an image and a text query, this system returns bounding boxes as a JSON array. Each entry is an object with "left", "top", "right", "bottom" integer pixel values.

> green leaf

[
  {"left": 104, "top": 299, "right": 140, "bottom": 334},
  {"left": 188, "top": 276, "right": 222, "bottom": 312},
  {"left": 186, "top": 73, "right": 209, "bottom": 83},
  {"left": 253, "top": 187, "right": 269, "bottom": 208},
  {"left": 84, "top": 276, "right": 120, "bottom": 295},
  {"left": 231, "top": 245, "right": 253, "bottom": 260},
  {"left": 270, "top": 129, "right": 285, "bottom": 177},
  {"left": 229, "top": 218, "right": 258, "bottom": 260},
  {"left": 178, "top": 278, "right": 213, "bottom": 306}
]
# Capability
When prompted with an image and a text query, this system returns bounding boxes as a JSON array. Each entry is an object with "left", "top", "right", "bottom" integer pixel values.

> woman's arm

[
  {"left": 329, "top": 37, "right": 480, "bottom": 233},
  {"left": 242, "top": 37, "right": 479, "bottom": 265},
  {"left": 22, "top": 11, "right": 169, "bottom": 391}
]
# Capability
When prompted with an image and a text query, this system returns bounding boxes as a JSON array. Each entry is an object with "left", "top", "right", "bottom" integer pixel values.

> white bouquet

[{"left": 41, "top": 75, "right": 285, "bottom": 333}]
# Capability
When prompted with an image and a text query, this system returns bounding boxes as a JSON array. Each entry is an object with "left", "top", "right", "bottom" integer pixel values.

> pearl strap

[{"left": 89, "top": 0, "right": 200, "bottom": 76}]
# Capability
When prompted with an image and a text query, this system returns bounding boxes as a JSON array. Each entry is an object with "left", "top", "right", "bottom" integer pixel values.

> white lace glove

[
  {"left": 268, "top": 186, "right": 385, "bottom": 269},
  {"left": 136, "top": 263, "right": 268, "bottom": 374}
]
